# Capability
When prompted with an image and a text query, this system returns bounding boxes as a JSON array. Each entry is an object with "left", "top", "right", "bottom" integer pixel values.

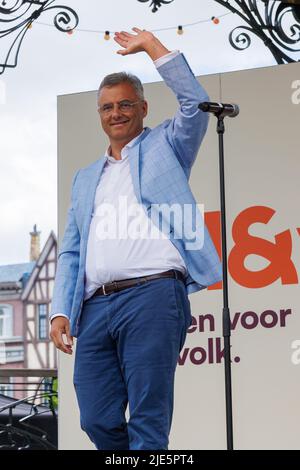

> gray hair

[{"left": 97, "top": 72, "right": 144, "bottom": 102}]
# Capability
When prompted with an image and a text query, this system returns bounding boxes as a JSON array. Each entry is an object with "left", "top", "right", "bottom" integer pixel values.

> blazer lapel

[
  {"left": 128, "top": 127, "right": 151, "bottom": 205},
  {"left": 128, "top": 143, "right": 142, "bottom": 204},
  {"left": 81, "top": 157, "right": 107, "bottom": 238}
]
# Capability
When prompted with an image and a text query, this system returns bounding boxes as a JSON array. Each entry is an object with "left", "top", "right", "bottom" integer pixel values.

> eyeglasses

[{"left": 98, "top": 100, "right": 142, "bottom": 115}]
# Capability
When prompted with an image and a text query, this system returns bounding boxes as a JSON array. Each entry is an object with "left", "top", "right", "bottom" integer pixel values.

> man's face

[{"left": 98, "top": 82, "right": 148, "bottom": 147}]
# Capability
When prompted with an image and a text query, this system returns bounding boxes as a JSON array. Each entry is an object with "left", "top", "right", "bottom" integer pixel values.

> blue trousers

[{"left": 73, "top": 276, "right": 192, "bottom": 450}]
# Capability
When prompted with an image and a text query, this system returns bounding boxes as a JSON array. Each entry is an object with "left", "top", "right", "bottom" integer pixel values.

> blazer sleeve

[
  {"left": 49, "top": 170, "right": 81, "bottom": 321},
  {"left": 156, "top": 53, "right": 210, "bottom": 169}
]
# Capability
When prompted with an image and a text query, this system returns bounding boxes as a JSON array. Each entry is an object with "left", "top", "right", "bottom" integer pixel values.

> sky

[{"left": 0, "top": 0, "right": 299, "bottom": 265}]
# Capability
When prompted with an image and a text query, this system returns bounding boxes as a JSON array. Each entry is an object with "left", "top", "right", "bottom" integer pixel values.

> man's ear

[{"left": 142, "top": 100, "right": 148, "bottom": 118}]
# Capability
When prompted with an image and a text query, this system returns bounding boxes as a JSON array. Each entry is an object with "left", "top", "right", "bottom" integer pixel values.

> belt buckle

[
  {"left": 102, "top": 284, "right": 109, "bottom": 296},
  {"left": 102, "top": 281, "right": 118, "bottom": 295}
]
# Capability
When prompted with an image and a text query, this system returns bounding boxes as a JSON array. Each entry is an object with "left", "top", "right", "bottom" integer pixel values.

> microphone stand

[
  {"left": 216, "top": 114, "right": 234, "bottom": 451},
  {"left": 199, "top": 104, "right": 235, "bottom": 450}
]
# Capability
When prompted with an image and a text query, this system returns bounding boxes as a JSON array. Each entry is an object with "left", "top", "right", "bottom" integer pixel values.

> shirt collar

[{"left": 105, "top": 129, "right": 145, "bottom": 163}]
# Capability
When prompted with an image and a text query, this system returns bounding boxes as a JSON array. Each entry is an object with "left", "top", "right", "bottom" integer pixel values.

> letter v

[
  {"left": 230, "top": 312, "right": 241, "bottom": 330},
  {"left": 178, "top": 348, "right": 189, "bottom": 365}
]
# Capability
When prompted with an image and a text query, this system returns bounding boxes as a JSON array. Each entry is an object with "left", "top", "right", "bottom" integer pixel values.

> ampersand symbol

[{"left": 228, "top": 206, "right": 298, "bottom": 288}]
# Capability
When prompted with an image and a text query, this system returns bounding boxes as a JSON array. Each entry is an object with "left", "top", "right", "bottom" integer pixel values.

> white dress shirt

[{"left": 51, "top": 50, "right": 185, "bottom": 322}]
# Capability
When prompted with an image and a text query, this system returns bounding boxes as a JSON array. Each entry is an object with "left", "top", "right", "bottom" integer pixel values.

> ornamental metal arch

[
  {"left": 214, "top": 0, "right": 300, "bottom": 64},
  {"left": 137, "top": 0, "right": 300, "bottom": 64},
  {"left": 1, "top": 1, "right": 300, "bottom": 74},
  {"left": 137, "top": 0, "right": 175, "bottom": 13},
  {"left": 0, "top": 0, "right": 79, "bottom": 75}
]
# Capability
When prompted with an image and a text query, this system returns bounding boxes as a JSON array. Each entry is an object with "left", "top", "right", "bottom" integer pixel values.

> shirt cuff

[
  {"left": 154, "top": 50, "right": 180, "bottom": 69},
  {"left": 49, "top": 313, "right": 69, "bottom": 325}
]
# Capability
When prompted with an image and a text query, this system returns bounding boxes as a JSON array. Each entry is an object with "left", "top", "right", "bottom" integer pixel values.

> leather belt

[{"left": 90, "top": 269, "right": 185, "bottom": 298}]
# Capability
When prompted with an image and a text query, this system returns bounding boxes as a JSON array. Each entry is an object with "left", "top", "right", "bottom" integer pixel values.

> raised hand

[
  {"left": 114, "top": 27, "right": 170, "bottom": 61},
  {"left": 114, "top": 27, "right": 151, "bottom": 55}
]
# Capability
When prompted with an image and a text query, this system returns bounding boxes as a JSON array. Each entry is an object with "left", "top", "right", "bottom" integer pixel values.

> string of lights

[{"left": 33, "top": 12, "right": 231, "bottom": 39}]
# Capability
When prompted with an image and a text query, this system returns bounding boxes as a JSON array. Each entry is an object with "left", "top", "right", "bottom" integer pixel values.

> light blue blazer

[{"left": 50, "top": 53, "right": 222, "bottom": 336}]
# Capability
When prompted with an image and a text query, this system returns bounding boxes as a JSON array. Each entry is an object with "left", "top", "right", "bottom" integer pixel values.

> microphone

[{"left": 199, "top": 101, "right": 240, "bottom": 118}]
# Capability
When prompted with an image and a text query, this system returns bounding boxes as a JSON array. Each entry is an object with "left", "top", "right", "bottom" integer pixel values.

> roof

[
  {"left": 0, "top": 262, "right": 36, "bottom": 284},
  {"left": 21, "top": 231, "right": 57, "bottom": 301}
]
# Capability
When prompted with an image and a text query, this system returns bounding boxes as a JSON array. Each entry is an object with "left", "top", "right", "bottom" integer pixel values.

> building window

[
  {"left": 0, "top": 305, "right": 13, "bottom": 338},
  {"left": 38, "top": 304, "right": 48, "bottom": 340},
  {"left": 0, "top": 378, "right": 14, "bottom": 399}
]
